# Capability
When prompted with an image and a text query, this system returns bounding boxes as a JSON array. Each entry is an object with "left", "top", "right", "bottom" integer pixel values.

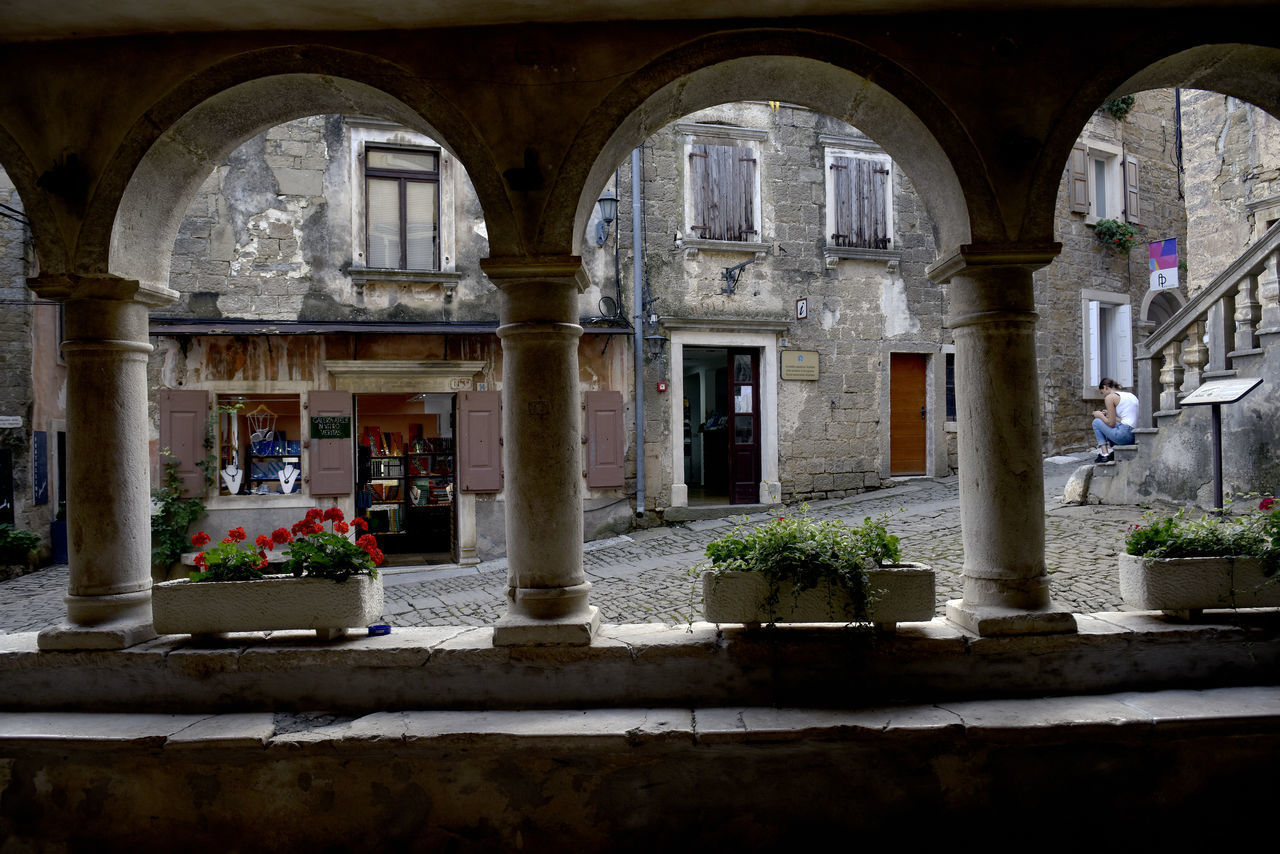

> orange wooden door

[{"left": 889, "top": 353, "right": 927, "bottom": 476}]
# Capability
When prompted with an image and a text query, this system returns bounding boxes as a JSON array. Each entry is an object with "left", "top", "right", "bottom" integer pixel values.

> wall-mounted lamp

[
  {"left": 595, "top": 188, "right": 618, "bottom": 246},
  {"left": 644, "top": 333, "right": 668, "bottom": 357}
]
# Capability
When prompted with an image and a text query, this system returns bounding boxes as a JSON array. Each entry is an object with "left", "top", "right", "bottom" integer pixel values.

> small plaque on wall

[{"left": 781, "top": 350, "right": 819, "bottom": 380}]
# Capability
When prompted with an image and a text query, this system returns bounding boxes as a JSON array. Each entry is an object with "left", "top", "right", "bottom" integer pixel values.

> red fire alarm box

[{"left": 656, "top": 381, "right": 668, "bottom": 393}]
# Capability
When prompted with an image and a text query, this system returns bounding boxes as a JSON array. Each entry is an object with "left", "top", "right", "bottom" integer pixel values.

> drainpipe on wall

[{"left": 632, "top": 146, "right": 646, "bottom": 517}]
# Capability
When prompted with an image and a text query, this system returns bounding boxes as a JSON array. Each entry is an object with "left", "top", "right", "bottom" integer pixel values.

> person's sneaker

[{"left": 1094, "top": 453, "right": 1114, "bottom": 463}]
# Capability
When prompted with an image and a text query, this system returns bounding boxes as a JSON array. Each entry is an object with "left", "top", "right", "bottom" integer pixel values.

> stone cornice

[
  {"left": 28, "top": 274, "right": 178, "bottom": 307},
  {"left": 926, "top": 242, "right": 1062, "bottom": 283},
  {"left": 480, "top": 256, "right": 588, "bottom": 292}
]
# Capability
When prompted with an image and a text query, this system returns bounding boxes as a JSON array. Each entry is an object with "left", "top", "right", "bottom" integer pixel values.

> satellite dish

[{"left": 598, "top": 296, "right": 617, "bottom": 318}]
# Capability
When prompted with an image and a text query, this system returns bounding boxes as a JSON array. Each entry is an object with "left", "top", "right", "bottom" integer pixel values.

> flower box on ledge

[
  {"left": 1118, "top": 554, "right": 1280, "bottom": 619},
  {"left": 702, "top": 563, "right": 935, "bottom": 631},
  {"left": 152, "top": 574, "right": 384, "bottom": 640}
]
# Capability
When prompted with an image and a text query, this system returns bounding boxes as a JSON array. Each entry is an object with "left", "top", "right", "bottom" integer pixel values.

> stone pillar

[
  {"left": 1180, "top": 320, "right": 1208, "bottom": 394},
  {"left": 928, "top": 245, "right": 1076, "bottom": 636},
  {"left": 30, "top": 275, "right": 177, "bottom": 649},
  {"left": 1256, "top": 250, "right": 1280, "bottom": 336},
  {"left": 481, "top": 256, "right": 599, "bottom": 645}
]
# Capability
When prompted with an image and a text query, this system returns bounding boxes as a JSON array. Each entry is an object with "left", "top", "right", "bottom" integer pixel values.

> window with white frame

[
  {"left": 677, "top": 123, "right": 766, "bottom": 248},
  {"left": 1069, "top": 139, "right": 1140, "bottom": 225},
  {"left": 1081, "top": 290, "right": 1133, "bottom": 392},
  {"left": 826, "top": 149, "right": 892, "bottom": 250},
  {"left": 364, "top": 146, "right": 439, "bottom": 270}
]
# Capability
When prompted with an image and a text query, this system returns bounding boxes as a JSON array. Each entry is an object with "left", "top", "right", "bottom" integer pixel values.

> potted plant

[
  {"left": 1120, "top": 496, "right": 1280, "bottom": 618},
  {"left": 152, "top": 507, "right": 384, "bottom": 639},
  {"left": 699, "top": 509, "right": 934, "bottom": 631},
  {"left": 1, "top": 524, "right": 41, "bottom": 581}
]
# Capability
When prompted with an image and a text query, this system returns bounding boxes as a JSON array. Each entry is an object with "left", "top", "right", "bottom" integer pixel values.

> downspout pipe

[{"left": 632, "top": 146, "right": 646, "bottom": 517}]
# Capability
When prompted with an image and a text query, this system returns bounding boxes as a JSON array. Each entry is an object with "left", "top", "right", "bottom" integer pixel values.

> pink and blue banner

[{"left": 1149, "top": 237, "right": 1179, "bottom": 290}]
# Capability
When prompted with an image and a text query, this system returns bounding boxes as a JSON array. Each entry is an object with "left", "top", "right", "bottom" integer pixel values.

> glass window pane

[
  {"left": 367, "top": 178, "right": 401, "bottom": 268},
  {"left": 734, "top": 385, "right": 753, "bottom": 414},
  {"left": 734, "top": 354, "right": 752, "bottom": 383},
  {"left": 368, "top": 149, "right": 437, "bottom": 172},
  {"left": 1094, "top": 158, "right": 1107, "bottom": 218},
  {"left": 405, "top": 181, "right": 438, "bottom": 270},
  {"left": 734, "top": 415, "right": 754, "bottom": 445}
]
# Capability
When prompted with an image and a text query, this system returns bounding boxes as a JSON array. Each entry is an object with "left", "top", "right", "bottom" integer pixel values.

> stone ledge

[{"left": 2, "top": 613, "right": 1279, "bottom": 714}]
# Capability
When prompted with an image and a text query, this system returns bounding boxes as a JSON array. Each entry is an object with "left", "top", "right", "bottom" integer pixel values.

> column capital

[
  {"left": 480, "top": 255, "right": 588, "bottom": 293},
  {"left": 28, "top": 273, "right": 178, "bottom": 307},
  {"left": 926, "top": 242, "right": 1062, "bottom": 284}
]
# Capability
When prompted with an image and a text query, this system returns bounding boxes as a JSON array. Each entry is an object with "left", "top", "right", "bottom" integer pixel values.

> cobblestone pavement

[{"left": 0, "top": 454, "right": 1151, "bottom": 634}]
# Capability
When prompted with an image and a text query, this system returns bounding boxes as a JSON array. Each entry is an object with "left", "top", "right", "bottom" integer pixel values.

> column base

[
  {"left": 945, "top": 599, "right": 1077, "bottom": 637},
  {"left": 38, "top": 619, "right": 158, "bottom": 650},
  {"left": 492, "top": 605, "right": 601, "bottom": 646}
]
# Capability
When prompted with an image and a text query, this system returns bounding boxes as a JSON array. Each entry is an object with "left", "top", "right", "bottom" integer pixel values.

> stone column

[
  {"left": 31, "top": 275, "right": 177, "bottom": 649},
  {"left": 481, "top": 256, "right": 599, "bottom": 645},
  {"left": 928, "top": 245, "right": 1076, "bottom": 636}
]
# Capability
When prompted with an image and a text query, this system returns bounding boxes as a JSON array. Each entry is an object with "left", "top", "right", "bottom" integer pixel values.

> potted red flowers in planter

[{"left": 153, "top": 507, "right": 384, "bottom": 640}]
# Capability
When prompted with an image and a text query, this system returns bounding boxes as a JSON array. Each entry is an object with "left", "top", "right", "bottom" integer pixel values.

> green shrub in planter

[{"left": 1, "top": 524, "right": 40, "bottom": 566}]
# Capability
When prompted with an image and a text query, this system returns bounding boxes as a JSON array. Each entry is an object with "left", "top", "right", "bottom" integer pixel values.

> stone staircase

[{"left": 1080, "top": 220, "right": 1280, "bottom": 506}]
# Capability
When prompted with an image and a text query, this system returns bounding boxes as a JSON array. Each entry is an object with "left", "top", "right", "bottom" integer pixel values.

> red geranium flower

[
  {"left": 222, "top": 536, "right": 235, "bottom": 544},
  {"left": 191, "top": 531, "right": 211, "bottom": 548},
  {"left": 1260, "top": 497, "right": 1276, "bottom": 511},
  {"left": 271, "top": 528, "right": 292, "bottom": 545},
  {"left": 291, "top": 519, "right": 309, "bottom": 536},
  {"left": 357, "top": 534, "right": 376, "bottom": 550},
  {"left": 194, "top": 552, "right": 207, "bottom": 566},
  {"left": 305, "top": 508, "right": 324, "bottom": 522},
  {"left": 352, "top": 517, "right": 368, "bottom": 532},
  {"left": 228, "top": 527, "right": 247, "bottom": 543},
  {"left": 334, "top": 521, "right": 349, "bottom": 534},
  {"left": 256, "top": 534, "right": 274, "bottom": 551},
  {"left": 323, "top": 507, "right": 344, "bottom": 523}
]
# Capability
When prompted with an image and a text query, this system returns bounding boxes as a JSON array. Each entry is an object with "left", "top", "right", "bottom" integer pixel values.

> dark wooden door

[
  {"left": 889, "top": 353, "right": 927, "bottom": 476},
  {"left": 728, "top": 348, "right": 760, "bottom": 504}
]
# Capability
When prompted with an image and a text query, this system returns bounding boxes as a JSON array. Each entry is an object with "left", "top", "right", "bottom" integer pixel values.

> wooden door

[
  {"left": 889, "top": 353, "right": 927, "bottom": 476},
  {"left": 728, "top": 349, "right": 760, "bottom": 504}
]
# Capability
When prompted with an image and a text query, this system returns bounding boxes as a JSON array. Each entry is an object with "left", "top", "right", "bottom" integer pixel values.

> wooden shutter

[
  {"left": 158, "top": 389, "right": 208, "bottom": 497},
  {"left": 307, "top": 390, "right": 353, "bottom": 496},
  {"left": 1124, "top": 153, "right": 1141, "bottom": 225},
  {"left": 1115, "top": 303, "right": 1134, "bottom": 388},
  {"left": 830, "top": 157, "right": 853, "bottom": 246},
  {"left": 584, "top": 391, "right": 625, "bottom": 488},
  {"left": 689, "top": 143, "right": 756, "bottom": 242},
  {"left": 1086, "top": 300, "right": 1102, "bottom": 387},
  {"left": 1069, "top": 144, "right": 1089, "bottom": 214},
  {"left": 458, "top": 390, "right": 502, "bottom": 492}
]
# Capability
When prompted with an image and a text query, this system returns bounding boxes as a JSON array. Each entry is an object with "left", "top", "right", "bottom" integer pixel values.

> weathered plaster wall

[
  {"left": 1034, "top": 90, "right": 1187, "bottom": 453},
  {"left": 1181, "top": 90, "right": 1280, "bottom": 294}
]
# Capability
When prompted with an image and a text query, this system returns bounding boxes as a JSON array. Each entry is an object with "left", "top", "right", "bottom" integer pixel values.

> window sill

[
  {"left": 680, "top": 238, "right": 770, "bottom": 260},
  {"left": 349, "top": 268, "right": 462, "bottom": 299},
  {"left": 204, "top": 493, "right": 319, "bottom": 511},
  {"left": 824, "top": 246, "right": 901, "bottom": 270}
]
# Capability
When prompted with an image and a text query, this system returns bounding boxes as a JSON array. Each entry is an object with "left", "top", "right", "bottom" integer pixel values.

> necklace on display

[
  {"left": 279, "top": 463, "right": 300, "bottom": 494},
  {"left": 220, "top": 464, "right": 243, "bottom": 495}
]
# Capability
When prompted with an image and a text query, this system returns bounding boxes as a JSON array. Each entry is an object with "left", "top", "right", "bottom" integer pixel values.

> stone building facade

[{"left": 0, "top": 170, "right": 64, "bottom": 558}]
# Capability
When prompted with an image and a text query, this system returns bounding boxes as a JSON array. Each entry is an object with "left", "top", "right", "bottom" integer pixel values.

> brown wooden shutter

[
  {"left": 458, "top": 390, "right": 502, "bottom": 492},
  {"left": 307, "top": 390, "right": 353, "bottom": 496},
  {"left": 1069, "top": 144, "right": 1089, "bottom": 214},
  {"left": 688, "top": 144, "right": 710, "bottom": 238},
  {"left": 730, "top": 145, "right": 757, "bottom": 241},
  {"left": 690, "top": 142, "right": 756, "bottom": 241},
  {"left": 1124, "top": 153, "right": 1141, "bottom": 225},
  {"left": 158, "top": 389, "right": 208, "bottom": 497},
  {"left": 584, "top": 391, "right": 625, "bottom": 488}
]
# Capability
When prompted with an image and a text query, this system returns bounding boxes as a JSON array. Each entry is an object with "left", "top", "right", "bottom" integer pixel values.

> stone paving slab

[{"left": 0, "top": 455, "right": 1153, "bottom": 633}]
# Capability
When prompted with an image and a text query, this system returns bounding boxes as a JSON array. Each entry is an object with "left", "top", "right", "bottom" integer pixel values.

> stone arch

[
  {"left": 1141, "top": 288, "right": 1184, "bottom": 328},
  {"left": 84, "top": 47, "right": 512, "bottom": 287},
  {"left": 0, "top": 120, "right": 68, "bottom": 277},
  {"left": 549, "top": 31, "right": 983, "bottom": 260}
]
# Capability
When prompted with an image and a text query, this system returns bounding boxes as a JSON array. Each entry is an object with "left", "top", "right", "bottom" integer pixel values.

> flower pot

[
  {"left": 152, "top": 573, "right": 383, "bottom": 640},
  {"left": 702, "top": 563, "right": 935, "bottom": 631},
  {"left": 1118, "top": 553, "right": 1280, "bottom": 618}
]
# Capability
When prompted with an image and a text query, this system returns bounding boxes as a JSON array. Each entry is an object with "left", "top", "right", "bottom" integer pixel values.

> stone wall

[
  {"left": 1181, "top": 90, "right": 1280, "bottom": 294},
  {"left": 1033, "top": 90, "right": 1187, "bottom": 453}
]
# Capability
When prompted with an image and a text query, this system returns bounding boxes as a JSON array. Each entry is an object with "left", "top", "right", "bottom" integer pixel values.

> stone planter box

[
  {"left": 1119, "top": 553, "right": 1280, "bottom": 618},
  {"left": 152, "top": 574, "right": 383, "bottom": 640},
  {"left": 702, "top": 563, "right": 935, "bottom": 631}
]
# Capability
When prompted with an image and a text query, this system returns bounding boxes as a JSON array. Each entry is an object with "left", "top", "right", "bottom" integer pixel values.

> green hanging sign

[{"left": 310, "top": 416, "right": 352, "bottom": 439}]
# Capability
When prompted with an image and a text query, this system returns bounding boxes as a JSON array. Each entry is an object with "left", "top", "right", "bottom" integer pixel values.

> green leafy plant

[
  {"left": 1101, "top": 95, "right": 1136, "bottom": 121},
  {"left": 1125, "top": 495, "right": 1280, "bottom": 575},
  {"left": 0, "top": 524, "right": 40, "bottom": 565},
  {"left": 188, "top": 507, "right": 382, "bottom": 584},
  {"left": 1094, "top": 218, "right": 1139, "bottom": 252},
  {"left": 702, "top": 507, "right": 902, "bottom": 621},
  {"left": 151, "top": 460, "right": 206, "bottom": 570}
]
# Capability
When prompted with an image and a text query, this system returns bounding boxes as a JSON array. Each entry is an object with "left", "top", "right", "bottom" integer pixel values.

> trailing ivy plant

[
  {"left": 151, "top": 459, "right": 206, "bottom": 571},
  {"left": 1102, "top": 95, "right": 1135, "bottom": 121},
  {"left": 1094, "top": 218, "right": 1139, "bottom": 252},
  {"left": 702, "top": 507, "right": 902, "bottom": 622}
]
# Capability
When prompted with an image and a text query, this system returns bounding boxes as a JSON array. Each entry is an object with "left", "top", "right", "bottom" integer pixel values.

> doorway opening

[
  {"left": 355, "top": 393, "right": 456, "bottom": 565},
  {"left": 889, "top": 352, "right": 928, "bottom": 476},
  {"left": 683, "top": 347, "right": 761, "bottom": 505}
]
